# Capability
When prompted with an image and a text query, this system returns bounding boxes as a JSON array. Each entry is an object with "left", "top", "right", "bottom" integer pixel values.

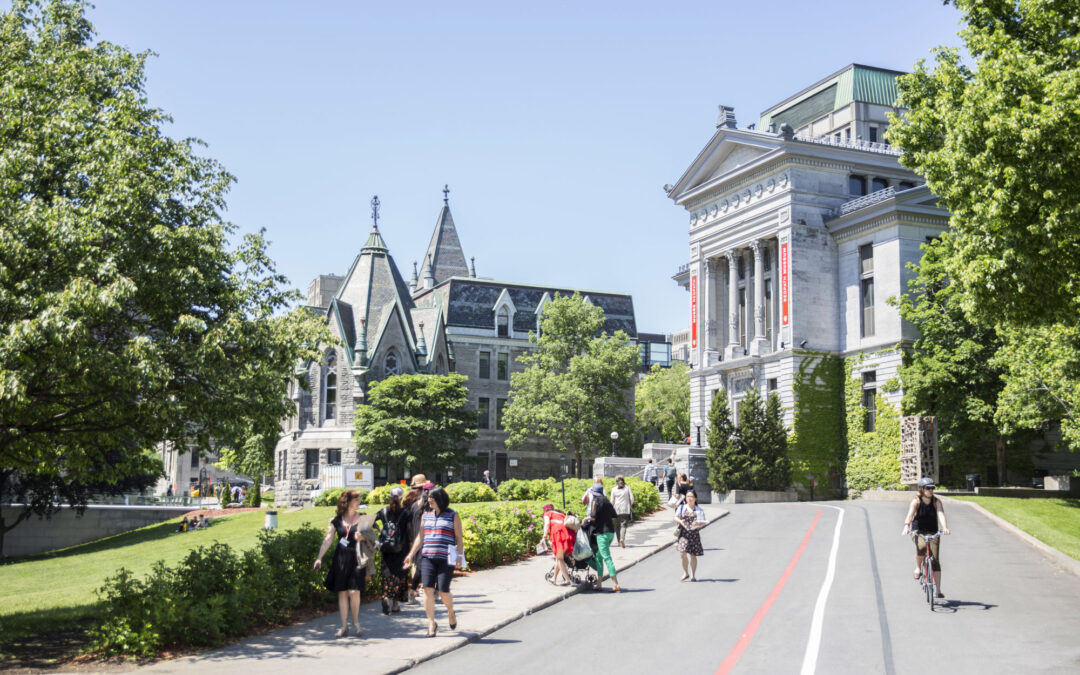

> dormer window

[
  {"left": 385, "top": 351, "right": 400, "bottom": 376},
  {"left": 324, "top": 353, "right": 337, "bottom": 423},
  {"left": 497, "top": 307, "right": 510, "bottom": 338}
]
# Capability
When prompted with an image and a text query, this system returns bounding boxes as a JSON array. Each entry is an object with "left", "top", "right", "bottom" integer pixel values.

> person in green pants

[{"left": 582, "top": 482, "right": 621, "bottom": 593}]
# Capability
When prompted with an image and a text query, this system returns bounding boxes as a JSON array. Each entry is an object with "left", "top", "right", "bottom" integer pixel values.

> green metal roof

[
  {"left": 757, "top": 64, "right": 904, "bottom": 131},
  {"left": 361, "top": 225, "right": 388, "bottom": 253}
]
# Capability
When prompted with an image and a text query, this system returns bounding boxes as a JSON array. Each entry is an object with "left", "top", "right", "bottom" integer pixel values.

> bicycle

[{"left": 909, "top": 531, "right": 943, "bottom": 610}]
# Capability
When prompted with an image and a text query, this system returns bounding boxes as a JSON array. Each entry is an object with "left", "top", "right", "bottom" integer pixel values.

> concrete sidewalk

[{"left": 134, "top": 500, "right": 729, "bottom": 674}]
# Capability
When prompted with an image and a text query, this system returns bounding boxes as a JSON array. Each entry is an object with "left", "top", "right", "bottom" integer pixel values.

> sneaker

[{"left": 935, "top": 592, "right": 945, "bottom": 599}]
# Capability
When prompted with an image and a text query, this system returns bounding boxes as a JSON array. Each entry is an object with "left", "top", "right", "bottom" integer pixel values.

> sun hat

[
  {"left": 422, "top": 481, "right": 435, "bottom": 491},
  {"left": 409, "top": 474, "right": 427, "bottom": 488}
]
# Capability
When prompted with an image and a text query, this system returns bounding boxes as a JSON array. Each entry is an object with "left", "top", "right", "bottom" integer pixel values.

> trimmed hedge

[
  {"left": 445, "top": 481, "right": 496, "bottom": 503},
  {"left": 89, "top": 527, "right": 325, "bottom": 657}
]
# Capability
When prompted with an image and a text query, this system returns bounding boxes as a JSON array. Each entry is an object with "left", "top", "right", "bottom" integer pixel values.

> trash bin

[
  {"left": 965, "top": 474, "right": 981, "bottom": 491},
  {"left": 264, "top": 510, "right": 278, "bottom": 530}
]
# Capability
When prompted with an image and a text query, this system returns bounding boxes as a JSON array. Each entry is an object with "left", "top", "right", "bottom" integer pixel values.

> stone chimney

[{"left": 717, "top": 105, "right": 737, "bottom": 129}]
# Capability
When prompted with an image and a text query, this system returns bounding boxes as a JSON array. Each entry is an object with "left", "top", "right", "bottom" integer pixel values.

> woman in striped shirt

[{"left": 403, "top": 486, "right": 464, "bottom": 638}]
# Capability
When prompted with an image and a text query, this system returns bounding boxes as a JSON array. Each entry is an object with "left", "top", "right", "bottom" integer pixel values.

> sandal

[{"left": 334, "top": 626, "right": 348, "bottom": 638}]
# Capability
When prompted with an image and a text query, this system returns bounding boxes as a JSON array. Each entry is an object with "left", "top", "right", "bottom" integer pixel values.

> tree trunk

[{"left": 996, "top": 435, "right": 1007, "bottom": 487}]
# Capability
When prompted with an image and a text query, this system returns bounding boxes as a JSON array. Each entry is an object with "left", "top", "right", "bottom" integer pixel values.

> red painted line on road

[{"left": 715, "top": 508, "right": 822, "bottom": 675}]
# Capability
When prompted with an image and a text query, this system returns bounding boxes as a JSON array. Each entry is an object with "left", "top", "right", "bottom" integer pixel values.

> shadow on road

[
  {"left": 685, "top": 578, "right": 738, "bottom": 583},
  {"left": 472, "top": 638, "right": 521, "bottom": 645},
  {"left": 934, "top": 599, "right": 998, "bottom": 613}
]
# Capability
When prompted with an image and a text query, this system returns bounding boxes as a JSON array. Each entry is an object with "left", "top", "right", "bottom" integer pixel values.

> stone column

[
  {"left": 751, "top": 240, "right": 769, "bottom": 356},
  {"left": 725, "top": 249, "right": 741, "bottom": 360}
]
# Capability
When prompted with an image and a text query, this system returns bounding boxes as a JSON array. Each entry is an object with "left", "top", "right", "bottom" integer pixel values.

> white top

[
  {"left": 611, "top": 485, "right": 634, "bottom": 515},
  {"left": 676, "top": 503, "right": 707, "bottom": 524}
]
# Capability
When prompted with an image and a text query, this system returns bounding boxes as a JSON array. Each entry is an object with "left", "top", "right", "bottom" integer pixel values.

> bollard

[{"left": 264, "top": 510, "right": 278, "bottom": 530}]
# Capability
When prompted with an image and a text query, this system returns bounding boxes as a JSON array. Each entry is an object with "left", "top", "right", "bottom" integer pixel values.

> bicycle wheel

[{"left": 925, "top": 559, "right": 935, "bottom": 610}]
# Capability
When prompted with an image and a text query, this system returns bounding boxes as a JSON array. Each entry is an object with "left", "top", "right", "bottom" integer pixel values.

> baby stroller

[{"left": 544, "top": 528, "right": 598, "bottom": 587}]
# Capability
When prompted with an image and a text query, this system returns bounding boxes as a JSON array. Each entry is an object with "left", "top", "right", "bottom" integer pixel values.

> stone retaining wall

[
  {"left": 1, "top": 504, "right": 191, "bottom": 558},
  {"left": 713, "top": 489, "right": 798, "bottom": 504}
]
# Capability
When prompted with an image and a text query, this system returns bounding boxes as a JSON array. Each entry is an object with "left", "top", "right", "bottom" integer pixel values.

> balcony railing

[
  {"left": 831, "top": 186, "right": 896, "bottom": 218},
  {"left": 795, "top": 133, "right": 903, "bottom": 156}
]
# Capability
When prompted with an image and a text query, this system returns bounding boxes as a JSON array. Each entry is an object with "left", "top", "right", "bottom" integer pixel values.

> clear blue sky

[{"left": 49, "top": 1, "right": 965, "bottom": 332}]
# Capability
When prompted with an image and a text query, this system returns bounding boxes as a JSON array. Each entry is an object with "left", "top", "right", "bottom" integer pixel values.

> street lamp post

[
  {"left": 559, "top": 455, "right": 567, "bottom": 511},
  {"left": 610, "top": 430, "right": 619, "bottom": 457},
  {"left": 694, "top": 418, "right": 703, "bottom": 447}
]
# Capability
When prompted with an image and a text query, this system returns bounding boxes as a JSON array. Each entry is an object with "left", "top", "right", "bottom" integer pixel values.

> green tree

[
  {"left": 635, "top": 361, "right": 690, "bottom": 442},
  {"left": 503, "top": 293, "right": 639, "bottom": 476},
  {"left": 0, "top": 1, "right": 327, "bottom": 554},
  {"left": 705, "top": 389, "right": 790, "bottom": 492},
  {"left": 888, "top": 0, "right": 1080, "bottom": 447},
  {"left": 353, "top": 373, "right": 477, "bottom": 477},
  {"left": 893, "top": 234, "right": 1040, "bottom": 483}
]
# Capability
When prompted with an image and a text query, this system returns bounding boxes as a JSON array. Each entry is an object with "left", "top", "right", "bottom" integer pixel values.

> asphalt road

[{"left": 412, "top": 501, "right": 1080, "bottom": 675}]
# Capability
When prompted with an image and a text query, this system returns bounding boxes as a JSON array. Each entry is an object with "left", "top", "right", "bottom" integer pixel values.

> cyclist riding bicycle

[{"left": 902, "top": 476, "right": 951, "bottom": 598}]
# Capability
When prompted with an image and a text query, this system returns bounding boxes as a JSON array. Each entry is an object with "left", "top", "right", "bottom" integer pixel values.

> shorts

[
  {"left": 912, "top": 534, "right": 942, "bottom": 572},
  {"left": 420, "top": 556, "right": 453, "bottom": 593}
]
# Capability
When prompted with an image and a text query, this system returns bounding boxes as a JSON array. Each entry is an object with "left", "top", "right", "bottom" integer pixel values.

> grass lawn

[
  {"left": 0, "top": 507, "right": 338, "bottom": 655},
  {"left": 952, "top": 496, "right": 1080, "bottom": 562}
]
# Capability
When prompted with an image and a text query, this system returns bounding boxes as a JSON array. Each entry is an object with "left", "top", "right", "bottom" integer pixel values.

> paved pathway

[
  {"left": 134, "top": 498, "right": 726, "bottom": 674},
  {"left": 413, "top": 500, "right": 1080, "bottom": 675}
]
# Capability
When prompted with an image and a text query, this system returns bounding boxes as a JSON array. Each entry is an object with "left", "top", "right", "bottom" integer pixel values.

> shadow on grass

[
  {"left": 0, "top": 604, "right": 102, "bottom": 668},
  {"left": 1, "top": 519, "right": 187, "bottom": 565}
]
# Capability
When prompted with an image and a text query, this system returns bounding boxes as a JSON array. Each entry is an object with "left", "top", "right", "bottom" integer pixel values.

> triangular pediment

[{"left": 668, "top": 130, "right": 781, "bottom": 205}]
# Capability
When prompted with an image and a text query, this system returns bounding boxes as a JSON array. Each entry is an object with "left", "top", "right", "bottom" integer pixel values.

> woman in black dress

[
  {"left": 314, "top": 489, "right": 367, "bottom": 637},
  {"left": 375, "top": 486, "right": 412, "bottom": 614},
  {"left": 675, "top": 490, "right": 706, "bottom": 581}
]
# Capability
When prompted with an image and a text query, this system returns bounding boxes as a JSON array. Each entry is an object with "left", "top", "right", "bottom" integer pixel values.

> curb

[
  {"left": 941, "top": 496, "right": 1080, "bottom": 579},
  {"left": 394, "top": 508, "right": 730, "bottom": 673}
]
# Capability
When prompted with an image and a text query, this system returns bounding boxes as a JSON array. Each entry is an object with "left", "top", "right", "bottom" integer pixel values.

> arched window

[
  {"left": 497, "top": 307, "right": 510, "bottom": 338},
  {"left": 324, "top": 353, "right": 337, "bottom": 422},
  {"left": 385, "top": 351, "right": 400, "bottom": 376}
]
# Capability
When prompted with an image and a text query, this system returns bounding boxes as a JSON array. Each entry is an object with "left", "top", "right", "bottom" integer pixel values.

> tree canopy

[
  {"left": 0, "top": 0, "right": 328, "bottom": 548},
  {"left": 635, "top": 361, "right": 690, "bottom": 443},
  {"left": 502, "top": 293, "right": 639, "bottom": 476},
  {"left": 353, "top": 373, "right": 477, "bottom": 477},
  {"left": 888, "top": 0, "right": 1080, "bottom": 448},
  {"left": 705, "top": 389, "right": 791, "bottom": 492}
]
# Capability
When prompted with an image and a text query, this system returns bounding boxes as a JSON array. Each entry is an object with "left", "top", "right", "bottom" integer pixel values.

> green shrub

[
  {"left": 244, "top": 478, "right": 262, "bottom": 507},
  {"left": 367, "top": 483, "right": 400, "bottom": 505},
  {"left": 89, "top": 525, "right": 327, "bottom": 657},
  {"left": 497, "top": 478, "right": 558, "bottom": 501},
  {"left": 626, "top": 478, "right": 660, "bottom": 518},
  {"left": 219, "top": 485, "right": 232, "bottom": 507},
  {"left": 446, "top": 481, "right": 496, "bottom": 503},
  {"left": 314, "top": 487, "right": 369, "bottom": 507}
]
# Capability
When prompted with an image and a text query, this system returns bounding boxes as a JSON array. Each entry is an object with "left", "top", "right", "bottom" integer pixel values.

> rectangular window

[
  {"left": 497, "top": 352, "right": 509, "bottom": 380},
  {"left": 326, "top": 449, "right": 341, "bottom": 466},
  {"left": 479, "top": 351, "right": 491, "bottom": 379},
  {"left": 738, "top": 288, "right": 747, "bottom": 346},
  {"left": 496, "top": 398, "right": 506, "bottom": 430},
  {"left": 477, "top": 397, "right": 490, "bottom": 430},
  {"left": 376, "top": 465, "right": 387, "bottom": 480},
  {"left": 860, "top": 243, "right": 875, "bottom": 338},
  {"left": 862, "top": 372, "right": 877, "bottom": 432},
  {"left": 768, "top": 378, "right": 778, "bottom": 392},
  {"left": 764, "top": 279, "right": 773, "bottom": 342},
  {"left": 305, "top": 449, "right": 320, "bottom": 480},
  {"left": 871, "top": 177, "right": 888, "bottom": 193},
  {"left": 849, "top": 175, "right": 866, "bottom": 196},
  {"left": 190, "top": 451, "right": 199, "bottom": 469},
  {"left": 869, "top": 126, "right": 879, "bottom": 143}
]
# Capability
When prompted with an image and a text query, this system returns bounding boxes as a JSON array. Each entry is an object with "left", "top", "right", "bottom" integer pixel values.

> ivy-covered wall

[
  {"left": 844, "top": 355, "right": 903, "bottom": 494},
  {"left": 789, "top": 354, "right": 846, "bottom": 498}
]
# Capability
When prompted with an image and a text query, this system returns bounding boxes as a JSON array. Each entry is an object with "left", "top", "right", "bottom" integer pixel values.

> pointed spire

[
  {"left": 422, "top": 254, "right": 435, "bottom": 290},
  {"left": 362, "top": 195, "right": 388, "bottom": 254},
  {"left": 416, "top": 320, "right": 428, "bottom": 357},
  {"left": 409, "top": 261, "right": 419, "bottom": 292},
  {"left": 422, "top": 188, "right": 470, "bottom": 285},
  {"left": 470, "top": 256, "right": 476, "bottom": 278}
]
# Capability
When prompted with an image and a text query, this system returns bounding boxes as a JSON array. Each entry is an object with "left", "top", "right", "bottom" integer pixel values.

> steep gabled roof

[{"left": 421, "top": 202, "right": 470, "bottom": 285}]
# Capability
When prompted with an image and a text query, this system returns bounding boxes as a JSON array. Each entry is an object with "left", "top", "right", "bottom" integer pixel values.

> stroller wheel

[{"left": 545, "top": 567, "right": 556, "bottom": 584}]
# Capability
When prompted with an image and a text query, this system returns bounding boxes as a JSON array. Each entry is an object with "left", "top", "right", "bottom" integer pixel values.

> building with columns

[{"left": 669, "top": 65, "right": 949, "bottom": 460}]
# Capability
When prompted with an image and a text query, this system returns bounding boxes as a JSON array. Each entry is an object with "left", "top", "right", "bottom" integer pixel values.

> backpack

[{"left": 378, "top": 508, "right": 405, "bottom": 554}]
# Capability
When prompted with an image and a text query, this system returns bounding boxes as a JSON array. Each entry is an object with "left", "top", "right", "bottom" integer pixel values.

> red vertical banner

[
  {"left": 690, "top": 274, "right": 698, "bottom": 349},
  {"left": 780, "top": 243, "right": 790, "bottom": 326}
]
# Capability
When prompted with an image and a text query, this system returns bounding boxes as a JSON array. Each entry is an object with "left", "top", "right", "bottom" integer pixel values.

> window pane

[
  {"left": 496, "top": 398, "right": 506, "bottom": 430},
  {"left": 869, "top": 126, "right": 878, "bottom": 143},
  {"left": 305, "top": 449, "right": 319, "bottom": 479},
  {"left": 863, "top": 388, "right": 877, "bottom": 432},
  {"left": 190, "top": 451, "right": 199, "bottom": 468},
  {"left": 479, "top": 351, "right": 490, "bottom": 379},
  {"left": 859, "top": 244, "right": 874, "bottom": 275},
  {"left": 478, "top": 398, "right": 490, "bottom": 429},
  {"left": 861, "top": 278, "right": 875, "bottom": 337},
  {"left": 849, "top": 175, "right": 866, "bottom": 196},
  {"left": 497, "top": 352, "right": 508, "bottom": 380},
  {"left": 871, "top": 177, "right": 888, "bottom": 192},
  {"left": 327, "top": 449, "right": 341, "bottom": 466}
]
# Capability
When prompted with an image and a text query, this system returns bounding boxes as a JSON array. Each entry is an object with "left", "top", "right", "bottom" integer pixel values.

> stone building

[
  {"left": 274, "top": 193, "right": 637, "bottom": 505},
  {"left": 668, "top": 64, "right": 948, "bottom": 457}
]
